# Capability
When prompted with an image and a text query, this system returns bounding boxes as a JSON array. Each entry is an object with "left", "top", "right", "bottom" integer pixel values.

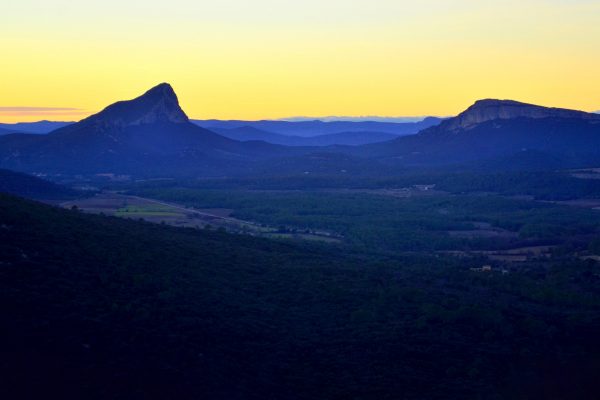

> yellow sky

[{"left": 1, "top": 0, "right": 599, "bottom": 122}]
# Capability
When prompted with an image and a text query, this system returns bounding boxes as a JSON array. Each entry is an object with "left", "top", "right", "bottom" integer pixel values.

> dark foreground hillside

[
  {"left": 1, "top": 193, "right": 600, "bottom": 399},
  {"left": 0, "top": 168, "right": 80, "bottom": 200}
]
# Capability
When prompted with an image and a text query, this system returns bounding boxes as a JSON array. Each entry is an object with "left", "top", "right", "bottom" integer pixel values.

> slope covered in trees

[
  {"left": 1, "top": 193, "right": 600, "bottom": 399},
  {"left": 0, "top": 169, "right": 80, "bottom": 200}
]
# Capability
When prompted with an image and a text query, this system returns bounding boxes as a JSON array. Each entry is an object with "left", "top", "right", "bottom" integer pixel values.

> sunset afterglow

[{"left": 2, "top": 0, "right": 600, "bottom": 122}]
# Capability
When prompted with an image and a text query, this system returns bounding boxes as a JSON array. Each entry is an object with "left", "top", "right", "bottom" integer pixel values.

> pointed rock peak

[
  {"left": 444, "top": 99, "right": 599, "bottom": 131},
  {"left": 79, "top": 82, "right": 189, "bottom": 130},
  {"left": 142, "top": 82, "right": 178, "bottom": 101}
]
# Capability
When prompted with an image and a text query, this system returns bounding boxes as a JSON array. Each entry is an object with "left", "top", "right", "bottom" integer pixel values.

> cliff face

[
  {"left": 366, "top": 98, "right": 600, "bottom": 168},
  {"left": 442, "top": 99, "right": 600, "bottom": 132},
  {"left": 73, "top": 83, "right": 189, "bottom": 133}
]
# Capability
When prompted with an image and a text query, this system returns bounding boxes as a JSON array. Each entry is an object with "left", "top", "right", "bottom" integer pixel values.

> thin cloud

[{"left": 0, "top": 107, "right": 81, "bottom": 112}]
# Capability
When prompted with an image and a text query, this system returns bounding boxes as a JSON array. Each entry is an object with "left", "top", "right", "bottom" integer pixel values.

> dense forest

[
  {"left": 116, "top": 169, "right": 600, "bottom": 200},
  {"left": 1, "top": 193, "right": 600, "bottom": 399}
]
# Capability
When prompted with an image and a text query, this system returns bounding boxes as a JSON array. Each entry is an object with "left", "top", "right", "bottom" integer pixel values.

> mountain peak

[
  {"left": 471, "top": 99, "right": 525, "bottom": 107},
  {"left": 443, "top": 99, "right": 599, "bottom": 131},
  {"left": 77, "top": 83, "right": 189, "bottom": 131},
  {"left": 142, "top": 82, "right": 178, "bottom": 100}
]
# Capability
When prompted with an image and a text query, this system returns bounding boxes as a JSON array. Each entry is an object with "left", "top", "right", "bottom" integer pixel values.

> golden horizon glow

[{"left": 1, "top": 0, "right": 600, "bottom": 123}]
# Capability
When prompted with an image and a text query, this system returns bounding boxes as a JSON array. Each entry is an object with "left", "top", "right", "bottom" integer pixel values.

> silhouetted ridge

[
  {"left": 71, "top": 82, "right": 189, "bottom": 132},
  {"left": 440, "top": 99, "right": 600, "bottom": 132},
  {"left": 0, "top": 83, "right": 297, "bottom": 176},
  {"left": 351, "top": 98, "right": 600, "bottom": 168}
]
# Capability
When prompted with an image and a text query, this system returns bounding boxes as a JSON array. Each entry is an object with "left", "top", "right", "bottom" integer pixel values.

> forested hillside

[
  {"left": 0, "top": 169, "right": 80, "bottom": 200},
  {"left": 1, "top": 193, "right": 600, "bottom": 399}
]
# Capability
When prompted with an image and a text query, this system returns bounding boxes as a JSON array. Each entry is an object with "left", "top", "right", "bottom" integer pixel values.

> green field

[{"left": 114, "top": 204, "right": 182, "bottom": 218}]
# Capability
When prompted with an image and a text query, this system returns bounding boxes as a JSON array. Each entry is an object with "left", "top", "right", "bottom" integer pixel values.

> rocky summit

[
  {"left": 72, "top": 82, "right": 189, "bottom": 132},
  {"left": 0, "top": 83, "right": 292, "bottom": 176},
  {"left": 442, "top": 99, "right": 600, "bottom": 132}
]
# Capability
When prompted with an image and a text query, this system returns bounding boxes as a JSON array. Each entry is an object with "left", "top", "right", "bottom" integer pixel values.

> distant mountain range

[
  {"left": 0, "top": 127, "right": 19, "bottom": 136},
  {"left": 193, "top": 117, "right": 442, "bottom": 137},
  {"left": 0, "top": 121, "right": 73, "bottom": 135},
  {"left": 2, "top": 84, "right": 600, "bottom": 177},
  {"left": 211, "top": 126, "right": 400, "bottom": 146},
  {"left": 1, "top": 115, "right": 443, "bottom": 146},
  {"left": 198, "top": 117, "right": 443, "bottom": 146},
  {"left": 276, "top": 116, "right": 429, "bottom": 122}
]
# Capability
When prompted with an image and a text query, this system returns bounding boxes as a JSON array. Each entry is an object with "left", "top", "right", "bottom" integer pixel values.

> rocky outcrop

[
  {"left": 442, "top": 99, "right": 600, "bottom": 132},
  {"left": 73, "top": 83, "right": 189, "bottom": 133}
]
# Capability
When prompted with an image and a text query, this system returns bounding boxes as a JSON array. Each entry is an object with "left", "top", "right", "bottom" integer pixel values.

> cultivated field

[{"left": 60, "top": 192, "right": 341, "bottom": 242}]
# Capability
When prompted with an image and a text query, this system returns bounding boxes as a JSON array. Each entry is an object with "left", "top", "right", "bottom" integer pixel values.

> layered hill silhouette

[
  {"left": 0, "top": 84, "right": 296, "bottom": 176},
  {"left": 0, "top": 127, "right": 20, "bottom": 136},
  {"left": 192, "top": 117, "right": 443, "bottom": 146},
  {"left": 3, "top": 87, "right": 600, "bottom": 177},
  {"left": 1, "top": 117, "right": 441, "bottom": 146},
  {"left": 0, "top": 121, "right": 72, "bottom": 135},
  {"left": 211, "top": 126, "right": 400, "bottom": 146},
  {"left": 193, "top": 117, "right": 442, "bottom": 137},
  {"left": 356, "top": 99, "right": 600, "bottom": 168}
]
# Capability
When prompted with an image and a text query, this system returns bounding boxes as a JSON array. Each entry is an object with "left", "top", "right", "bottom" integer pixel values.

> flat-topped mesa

[
  {"left": 443, "top": 99, "right": 600, "bottom": 131},
  {"left": 78, "top": 83, "right": 189, "bottom": 131}
]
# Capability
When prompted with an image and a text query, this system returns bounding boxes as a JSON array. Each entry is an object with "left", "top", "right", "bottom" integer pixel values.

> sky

[{"left": 1, "top": 0, "right": 599, "bottom": 122}]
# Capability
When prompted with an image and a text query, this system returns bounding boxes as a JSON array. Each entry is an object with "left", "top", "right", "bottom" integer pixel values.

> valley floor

[{"left": 60, "top": 191, "right": 342, "bottom": 243}]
